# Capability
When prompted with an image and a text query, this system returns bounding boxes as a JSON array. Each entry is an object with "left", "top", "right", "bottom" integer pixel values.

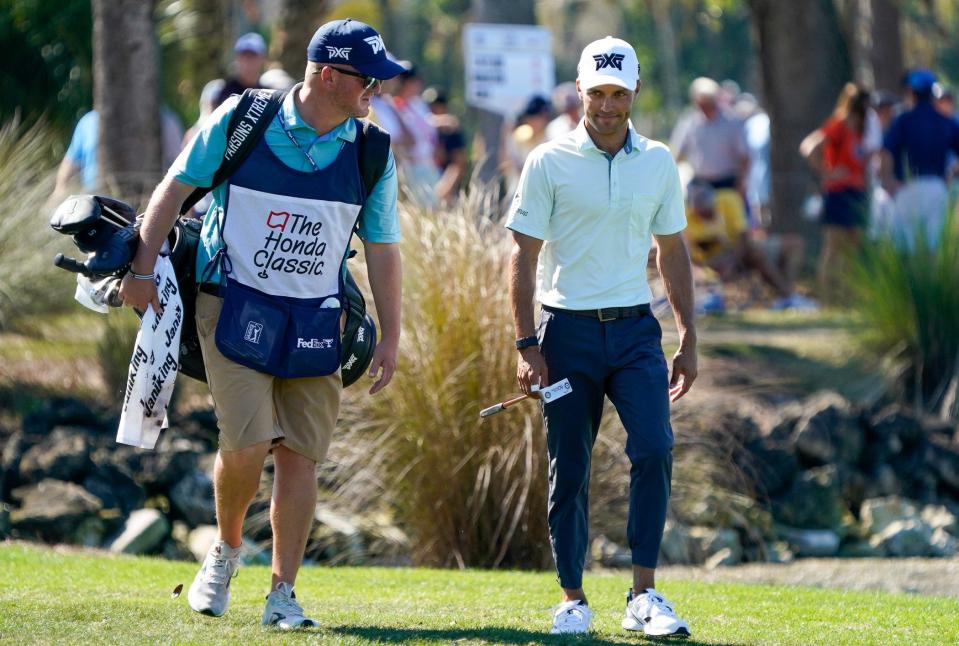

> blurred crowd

[{"left": 55, "top": 27, "right": 959, "bottom": 315}]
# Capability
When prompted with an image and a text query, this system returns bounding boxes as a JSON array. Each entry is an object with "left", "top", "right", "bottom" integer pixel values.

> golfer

[
  {"left": 506, "top": 36, "right": 696, "bottom": 636},
  {"left": 120, "top": 19, "right": 403, "bottom": 629}
]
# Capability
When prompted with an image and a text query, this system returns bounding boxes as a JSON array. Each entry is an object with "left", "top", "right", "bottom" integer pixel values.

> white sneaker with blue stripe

[
  {"left": 622, "top": 588, "right": 690, "bottom": 637},
  {"left": 550, "top": 600, "right": 592, "bottom": 634}
]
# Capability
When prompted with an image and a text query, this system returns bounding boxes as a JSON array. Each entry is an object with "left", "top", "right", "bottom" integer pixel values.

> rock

[
  {"left": 309, "top": 506, "right": 365, "bottom": 564},
  {"left": 862, "top": 464, "right": 900, "bottom": 500},
  {"left": 188, "top": 524, "right": 219, "bottom": 561},
  {"left": 776, "top": 526, "right": 840, "bottom": 557},
  {"left": 73, "top": 516, "right": 108, "bottom": 547},
  {"left": 0, "top": 503, "right": 10, "bottom": 538},
  {"left": 772, "top": 465, "right": 846, "bottom": 531},
  {"left": 687, "top": 526, "right": 742, "bottom": 564},
  {"left": 930, "top": 528, "right": 958, "bottom": 557},
  {"left": 21, "top": 397, "right": 103, "bottom": 435},
  {"left": 870, "top": 405, "right": 923, "bottom": 445},
  {"left": 18, "top": 427, "right": 95, "bottom": 484},
  {"left": 705, "top": 547, "right": 740, "bottom": 568},
  {"left": 765, "top": 541, "right": 794, "bottom": 563},
  {"left": 591, "top": 535, "right": 632, "bottom": 568},
  {"left": 136, "top": 439, "right": 201, "bottom": 491},
  {"left": 869, "top": 519, "right": 933, "bottom": 557},
  {"left": 82, "top": 463, "right": 145, "bottom": 517},
  {"left": 659, "top": 520, "right": 693, "bottom": 564},
  {"left": 9, "top": 479, "right": 103, "bottom": 543},
  {"left": 927, "top": 435, "right": 959, "bottom": 493},
  {"left": 838, "top": 539, "right": 885, "bottom": 558},
  {"left": 0, "top": 431, "right": 29, "bottom": 500},
  {"left": 860, "top": 496, "right": 920, "bottom": 535},
  {"left": 921, "top": 504, "right": 959, "bottom": 536},
  {"left": 108, "top": 508, "right": 170, "bottom": 554},
  {"left": 169, "top": 470, "right": 215, "bottom": 527},
  {"left": 739, "top": 437, "right": 798, "bottom": 497},
  {"left": 792, "top": 392, "right": 863, "bottom": 465}
]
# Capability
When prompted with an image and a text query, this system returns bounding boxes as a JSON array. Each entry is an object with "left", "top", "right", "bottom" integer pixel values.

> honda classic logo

[
  {"left": 244, "top": 321, "right": 264, "bottom": 344},
  {"left": 255, "top": 210, "right": 328, "bottom": 280},
  {"left": 297, "top": 338, "right": 335, "bottom": 349}
]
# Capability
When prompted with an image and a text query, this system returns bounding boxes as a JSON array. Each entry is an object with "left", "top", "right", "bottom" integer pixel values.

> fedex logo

[{"left": 297, "top": 337, "right": 335, "bottom": 349}]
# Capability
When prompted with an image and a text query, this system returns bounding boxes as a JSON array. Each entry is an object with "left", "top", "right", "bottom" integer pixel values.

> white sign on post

[{"left": 463, "top": 23, "right": 555, "bottom": 118}]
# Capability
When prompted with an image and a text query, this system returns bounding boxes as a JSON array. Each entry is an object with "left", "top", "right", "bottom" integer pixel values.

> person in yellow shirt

[{"left": 684, "top": 182, "right": 816, "bottom": 310}]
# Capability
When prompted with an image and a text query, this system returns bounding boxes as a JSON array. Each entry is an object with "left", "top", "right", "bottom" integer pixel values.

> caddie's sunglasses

[{"left": 319, "top": 66, "right": 381, "bottom": 92}]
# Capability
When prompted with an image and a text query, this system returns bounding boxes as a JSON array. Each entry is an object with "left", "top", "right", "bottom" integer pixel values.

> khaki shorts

[{"left": 195, "top": 292, "right": 341, "bottom": 463}]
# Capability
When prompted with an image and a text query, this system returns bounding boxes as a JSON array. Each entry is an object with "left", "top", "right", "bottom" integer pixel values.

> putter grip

[{"left": 479, "top": 403, "right": 505, "bottom": 418}]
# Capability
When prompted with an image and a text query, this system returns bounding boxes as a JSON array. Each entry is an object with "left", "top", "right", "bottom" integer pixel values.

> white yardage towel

[{"left": 116, "top": 256, "right": 183, "bottom": 449}]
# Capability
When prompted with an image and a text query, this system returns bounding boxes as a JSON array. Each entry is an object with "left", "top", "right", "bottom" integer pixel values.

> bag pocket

[
  {"left": 214, "top": 278, "right": 289, "bottom": 374},
  {"left": 281, "top": 299, "right": 342, "bottom": 378}
]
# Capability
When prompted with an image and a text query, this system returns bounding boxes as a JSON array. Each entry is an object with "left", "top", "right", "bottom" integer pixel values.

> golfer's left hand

[
  {"left": 367, "top": 342, "right": 397, "bottom": 395},
  {"left": 668, "top": 345, "right": 698, "bottom": 402}
]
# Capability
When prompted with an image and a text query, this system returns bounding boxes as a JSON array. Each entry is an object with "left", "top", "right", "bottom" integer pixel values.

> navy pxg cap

[{"left": 307, "top": 19, "right": 406, "bottom": 80}]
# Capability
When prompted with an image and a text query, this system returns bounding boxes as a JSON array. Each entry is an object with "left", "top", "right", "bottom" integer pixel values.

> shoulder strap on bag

[
  {"left": 179, "top": 88, "right": 288, "bottom": 215},
  {"left": 354, "top": 118, "right": 391, "bottom": 199}
]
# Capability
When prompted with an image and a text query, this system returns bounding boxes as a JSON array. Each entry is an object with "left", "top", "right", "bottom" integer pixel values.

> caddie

[
  {"left": 119, "top": 18, "right": 404, "bottom": 629},
  {"left": 506, "top": 36, "right": 697, "bottom": 637}
]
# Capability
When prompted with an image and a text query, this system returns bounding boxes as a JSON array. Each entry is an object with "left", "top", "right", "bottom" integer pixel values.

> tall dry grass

[
  {"left": 333, "top": 187, "right": 551, "bottom": 568},
  {"left": 0, "top": 116, "right": 75, "bottom": 329}
]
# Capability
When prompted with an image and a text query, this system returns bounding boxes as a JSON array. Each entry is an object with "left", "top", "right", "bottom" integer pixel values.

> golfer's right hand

[
  {"left": 119, "top": 272, "right": 161, "bottom": 314},
  {"left": 516, "top": 347, "right": 548, "bottom": 398}
]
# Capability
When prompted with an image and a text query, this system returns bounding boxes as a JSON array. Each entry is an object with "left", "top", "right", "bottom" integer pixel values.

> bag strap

[
  {"left": 179, "top": 88, "right": 288, "bottom": 215},
  {"left": 354, "top": 118, "right": 391, "bottom": 200}
]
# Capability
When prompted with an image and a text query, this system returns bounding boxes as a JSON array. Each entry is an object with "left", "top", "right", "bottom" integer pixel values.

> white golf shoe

[
  {"left": 622, "top": 588, "right": 690, "bottom": 637},
  {"left": 262, "top": 582, "right": 318, "bottom": 630},
  {"left": 187, "top": 540, "right": 241, "bottom": 617},
  {"left": 550, "top": 600, "right": 592, "bottom": 634}
]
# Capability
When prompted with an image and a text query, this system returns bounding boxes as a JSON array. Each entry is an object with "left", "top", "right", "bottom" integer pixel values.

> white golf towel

[{"left": 116, "top": 256, "right": 183, "bottom": 449}]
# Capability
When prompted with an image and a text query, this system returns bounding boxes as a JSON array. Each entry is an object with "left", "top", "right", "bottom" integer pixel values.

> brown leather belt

[{"left": 542, "top": 304, "right": 651, "bottom": 322}]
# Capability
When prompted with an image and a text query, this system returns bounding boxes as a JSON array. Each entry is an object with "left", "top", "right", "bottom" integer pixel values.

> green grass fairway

[{"left": 1, "top": 543, "right": 957, "bottom": 645}]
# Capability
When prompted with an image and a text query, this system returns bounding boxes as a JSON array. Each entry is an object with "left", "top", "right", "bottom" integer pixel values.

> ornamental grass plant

[
  {"left": 0, "top": 116, "right": 74, "bottom": 329},
  {"left": 849, "top": 210, "right": 959, "bottom": 419}
]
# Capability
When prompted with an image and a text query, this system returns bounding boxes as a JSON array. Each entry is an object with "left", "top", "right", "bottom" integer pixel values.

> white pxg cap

[{"left": 577, "top": 36, "right": 640, "bottom": 91}]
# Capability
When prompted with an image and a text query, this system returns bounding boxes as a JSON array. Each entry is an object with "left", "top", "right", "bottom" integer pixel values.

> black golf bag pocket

[
  {"left": 215, "top": 278, "right": 288, "bottom": 374},
  {"left": 281, "top": 299, "right": 342, "bottom": 378}
]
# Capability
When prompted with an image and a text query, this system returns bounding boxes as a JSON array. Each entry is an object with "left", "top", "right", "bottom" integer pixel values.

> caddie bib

[{"left": 209, "top": 118, "right": 365, "bottom": 378}]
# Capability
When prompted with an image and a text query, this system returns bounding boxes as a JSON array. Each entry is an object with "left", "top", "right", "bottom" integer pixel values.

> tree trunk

[
  {"left": 275, "top": 0, "right": 330, "bottom": 81},
  {"left": 647, "top": 0, "right": 681, "bottom": 116},
  {"left": 869, "top": 0, "right": 903, "bottom": 93},
  {"left": 470, "top": 0, "right": 536, "bottom": 185},
  {"left": 747, "top": 0, "right": 851, "bottom": 239},
  {"left": 92, "top": 0, "right": 162, "bottom": 203}
]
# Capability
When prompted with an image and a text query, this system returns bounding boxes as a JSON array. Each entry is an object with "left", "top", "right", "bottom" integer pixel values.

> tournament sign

[{"left": 463, "top": 23, "right": 555, "bottom": 118}]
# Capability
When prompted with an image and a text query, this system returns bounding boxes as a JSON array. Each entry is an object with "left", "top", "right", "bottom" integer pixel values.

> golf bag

[{"left": 50, "top": 193, "right": 377, "bottom": 387}]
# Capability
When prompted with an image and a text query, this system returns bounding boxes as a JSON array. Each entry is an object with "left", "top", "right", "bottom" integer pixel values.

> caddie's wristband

[
  {"left": 128, "top": 270, "right": 155, "bottom": 281},
  {"left": 515, "top": 335, "right": 539, "bottom": 350}
]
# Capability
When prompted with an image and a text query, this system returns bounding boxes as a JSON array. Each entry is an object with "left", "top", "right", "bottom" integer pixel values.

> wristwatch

[{"left": 515, "top": 335, "right": 539, "bottom": 350}]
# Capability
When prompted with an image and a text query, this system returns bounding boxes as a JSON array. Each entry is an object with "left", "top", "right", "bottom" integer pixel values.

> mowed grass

[{"left": 1, "top": 543, "right": 957, "bottom": 645}]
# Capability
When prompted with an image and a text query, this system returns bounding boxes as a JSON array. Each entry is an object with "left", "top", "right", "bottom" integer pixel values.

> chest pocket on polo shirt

[{"left": 628, "top": 192, "right": 660, "bottom": 255}]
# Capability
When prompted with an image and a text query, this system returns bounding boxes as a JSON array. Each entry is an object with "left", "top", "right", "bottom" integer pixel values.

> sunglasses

[{"left": 318, "top": 66, "right": 381, "bottom": 92}]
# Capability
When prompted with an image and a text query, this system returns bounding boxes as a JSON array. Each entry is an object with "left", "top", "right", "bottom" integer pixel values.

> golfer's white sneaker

[
  {"left": 187, "top": 540, "right": 241, "bottom": 617},
  {"left": 622, "top": 588, "right": 690, "bottom": 638},
  {"left": 550, "top": 600, "right": 592, "bottom": 634},
  {"left": 262, "top": 582, "right": 318, "bottom": 630}
]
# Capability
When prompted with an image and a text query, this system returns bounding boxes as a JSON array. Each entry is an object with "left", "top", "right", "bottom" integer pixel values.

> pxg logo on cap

[
  {"left": 307, "top": 19, "right": 405, "bottom": 80},
  {"left": 577, "top": 36, "right": 640, "bottom": 91}
]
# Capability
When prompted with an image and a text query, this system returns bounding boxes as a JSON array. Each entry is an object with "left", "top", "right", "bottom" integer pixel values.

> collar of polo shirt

[{"left": 571, "top": 119, "right": 640, "bottom": 155}]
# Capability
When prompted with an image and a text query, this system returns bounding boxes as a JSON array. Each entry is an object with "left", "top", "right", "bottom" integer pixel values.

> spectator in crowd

[
  {"left": 259, "top": 67, "right": 296, "bottom": 91},
  {"left": 684, "top": 182, "right": 815, "bottom": 311},
  {"left": 880, "top": 68, "right": 959, "bottom": 248},
  {"left": 670, "top": 77, "right": 751, "bottom": 228},
  {"left": 391, "top": 62, "right": 440, "bottom": 207},
  {"left": 502, "top": 95, "right": 552, "bottom": 189},
  {"left": 214, "top": 32, "right": 267, "bottom": 108},
  {"left": 422, "top": 87, "right": 467, "bottom": 204},
  {"left": 55, "top": 108, "right": 184, "bottom": 194},
  {"left": 183, "top": 78, "right": 225, "bottom": 148},
  {"left": 546, "top": 82, "right": 581, "bottom": 141},
  {"left": 800, "top": 83, "right": 875, "bottom": 302}
]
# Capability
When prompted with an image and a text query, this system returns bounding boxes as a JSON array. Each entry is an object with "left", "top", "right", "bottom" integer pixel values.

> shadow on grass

[{"left": 332, "top": 625, "right": 739, "bottom": 645}]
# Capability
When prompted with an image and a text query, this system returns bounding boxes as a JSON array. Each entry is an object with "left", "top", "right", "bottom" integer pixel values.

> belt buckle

[{"left": 597, "top": 308, "right": 616, "bottom": 322}]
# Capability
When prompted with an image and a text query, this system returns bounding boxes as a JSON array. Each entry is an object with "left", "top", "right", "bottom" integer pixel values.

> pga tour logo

[
  {"left": 244, "top": 321, "right": 264, "bottom": 344},
  {"left": 297, "top": 337, "right": 335, "bottom": 349}
]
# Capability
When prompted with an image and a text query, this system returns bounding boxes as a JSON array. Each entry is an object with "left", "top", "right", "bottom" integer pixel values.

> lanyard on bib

[{"left": 277, "top": 112, "right": 321, "bottom": 172}]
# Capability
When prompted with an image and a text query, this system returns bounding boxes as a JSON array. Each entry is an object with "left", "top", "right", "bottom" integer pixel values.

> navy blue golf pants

[{"left": 538, "top": 307, "right": 673, "bottom": 590}]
